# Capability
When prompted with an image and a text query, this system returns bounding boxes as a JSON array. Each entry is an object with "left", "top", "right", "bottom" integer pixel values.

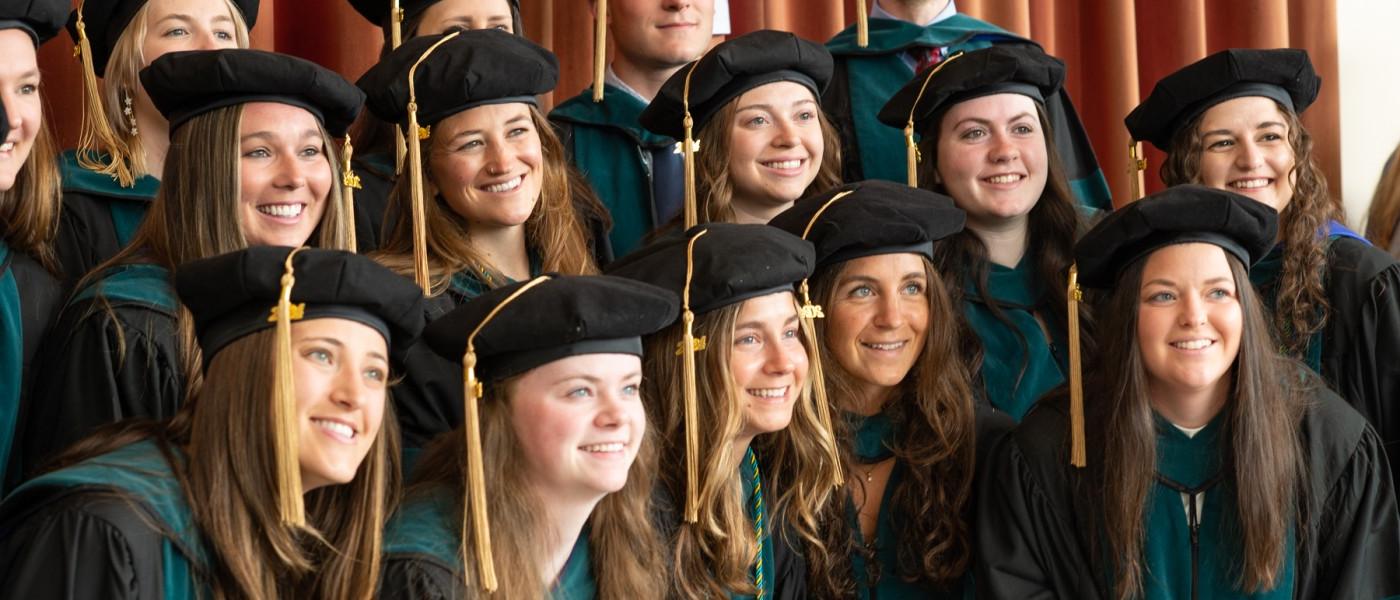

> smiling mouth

[
  {"left": 580, "top": 442, "right": 626, "bottom": 453},
  {"left": 1230, "top": 178, "right": 1272, "bottom": 190},
  {"left": 761, "top": 159, "right": 805, "bottom": 171},
  {"left": 312, "top": 418, "right": 357, "bottom": 441},
  {"left": 257, "top": 203, "right": 305, "bottom": 218},
  {"left": 481, "top": 175, "right": 523, "bottom": 193},
  {"left": 0, "top": 142, "right": 13, "bottom": 152},
  {"left": 861, "top": 340, "right": 907, "bottom": 351},
  {"left": 1171, "top": 339, "right": 1216, "bottom": 350},
  {"left": 984, "top": 174, "right": 1024, "bottom": 184},
  {"left": 747, "top": 386, "right": 789, "bottom": 399}
]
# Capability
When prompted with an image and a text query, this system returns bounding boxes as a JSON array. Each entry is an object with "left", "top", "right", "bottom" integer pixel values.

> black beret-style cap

[
  {"left": 877, "top": 43, "right": 1063, "bottom": 136},
  {"left": 348, "top": 0, "right": 520, "bottom": 31},
  {"left": 0, "top": 0, "right": 68, "bottom": 45},
  {"left": 67, "top": 0, "right": 259, "bottom": 76},
  {"left": 606, "top": 223, "right": 816, "bottom": 315},
  {"left": 422, "top": 275, "right": 679, "bottom": 382},
  {"left": 639, "top": 29, "right": 834, "bottom": 140},
  {"left": 176, "top": 246, "right": 427, "bottom": 362},
  {"left": 358, "top": 28, "right": 557, "bottom": 127},
  {"left": 1074, "top": 184, "right": 1278, "bottom": 290},
  {"left": 1125, "top": 48, "right": 1320, "bottom": 151},
  {"left": 769, "top": 180, "right": 965, "bottom": 269},
  {"left": 140, "top": 49, "right": 365, "bottom": 137}
]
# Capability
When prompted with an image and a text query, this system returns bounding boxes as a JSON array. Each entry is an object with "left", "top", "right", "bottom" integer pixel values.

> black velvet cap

[
  {"left": 877, "top": 43, "right": 1063, "bottom": 136},
  {"left": 358, "top": 28, "right": 556, "bottom": 127},
  {"left": 422, "top": 275, "right": 679, "bottom": 382},
  {"left": 1075, "top": 184, "right": 1278, "bottom": 290},
  {"left": 1125, "top": 49, "right": 1320, "bottom": 151},
  {"left": 770, "top": 180, "right": 965, "bottom": 268},
  {"left": 140, "top": 49, "right": 365, "bottom": 137},
  {"left": 348, "top": 0, "right": 521, "bottom": 34},
  {"left": 176, "top": 246, "right": 427, "bottom": 363},
  {"left": 67, "top": 0, "right": 260, "bottom": 76},
  {"left": 0, "top": 0, "right": 68, "bottom": 45},
  {"left": 639, "top": 29, "right": 833, "bottom": 140},
  {"left": 606, "top": 223, "right": 816, "bottom": 315}
]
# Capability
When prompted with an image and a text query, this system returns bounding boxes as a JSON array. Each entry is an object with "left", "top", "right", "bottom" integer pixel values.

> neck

[
  {"left": 730, "top": 433, "right": 755, "bottom": 465},
  {"left": 875, "top": 0, "right": 951, "bottom": 25},
  {"left": 609, "top": 56, "right": 685, "bottom": 103},
  {"left": 135, "top": 105, "right": 169, "bottom": 180},
  {"left": 850, "top": 383, "right": 898, "bottom": 416},
  {"left": 537, "top": 492, "right": 601, "bottom": 588},
  {"left": 466, "top": 223, "right": 531, "bottom": 281},
  {"left": 967, "top": 214, "right": 1029, "bottom": 268},
  {"left": 1149, "top": 373, "right": 1231, "bottom": 430},
  {"left": 729, "top": 196, "right": 791, "bottom": 225}
]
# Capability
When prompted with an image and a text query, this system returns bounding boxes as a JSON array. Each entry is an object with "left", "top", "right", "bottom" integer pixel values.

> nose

[
  {"left": 193, "top": 29, "right": 222, "bottom": 51},
  {"left": 988, "top": 132, "right": 1020, "bottom": 164},
  {"left": 872, "top": 292, "right": 906, "bottom": 329},
  {"left": 594, "top": 387, "right": 631, "bottom": 429},
  {"left": 763, "top": 338, "right": 799, "bottom": 376},
  {"left": 1234, "top": 138, "right": 1265, "bottom": 171},
  {"left": 1, "top": 100, "right": 17, "bottom": 135},
  {"left": 662, "top": 0, "right": 691, "bottom": 11},
  {"left": 483, "top": 141, "right": 515, "bottom": 176},
  {"left": 329, "top": 364, "right": 369, "bottom": 411},
  {"left": 1178, "top": 294, "right": 1208, "bottom": 329},
  {"left": 771, "top": 117, "right": 801, "bottom": 149},
  {"left": 273, "top": 153, "right": 309, "bottom": 192}
]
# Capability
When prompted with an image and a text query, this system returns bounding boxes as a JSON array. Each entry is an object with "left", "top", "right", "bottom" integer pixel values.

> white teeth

[
  {"left": 313, "top": 418, "right": 355, "bottom": 439},
  {"left": 1231, "top": 178, "right": 1271, "bottom": 189},
  {"left": 763, "top": 160, "right": 802, "bottom": 170},
  {"left": 580, "top": 442, "right": 625, "bottom": 453},
  {"left": 747, "top": 386, "right": 788, "bottom": 399},
  {"left": 258, "top": 204, "right": 304, "bottom": 218},
  {"left": 862, "top": 341, "right": 905, "bottom": 351},
  {"left": 483, "top": 175, "right": 522, "bottom": 193},
  {"left": 986, "top": 174, "right": 1022, "bottom": 184},
  {"left": 1172, "top": 339, "right": 1213, "bottom": 350},
  {"left": 0, "top": 142, "right": 12, "bottom": 152}
]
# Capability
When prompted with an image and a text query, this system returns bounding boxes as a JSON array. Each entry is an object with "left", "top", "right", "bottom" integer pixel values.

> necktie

[{"left": 911, "top": 45, "right": 945, "bottom": 74}]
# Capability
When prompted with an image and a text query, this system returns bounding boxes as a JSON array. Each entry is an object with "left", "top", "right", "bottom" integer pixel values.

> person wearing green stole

[
  {"left": 823, "top": 0, "right": 1110, "bottom": 210},
  {"left": 607, "top": 223, "right": 843, "bottom": 600},
  {"left": 356, "top": 30, "right": 608, "bottom": 462},
  {"left": 52, "top": 0, "right": 257, "bottom": 287},
  {"left": 549, "top": 0, "right": 716, "bottom": 257},
  {"left": 0, "top": 246, "right": 425, "bottom": 599},
  {"left": 878, "top": 44, "right": 1091, "bottom": 421},
  {"left": 977, "top": 185, "right": 1400, "bottom": 599},
  {"left": 0, "top": 0, "right": 67, "bottom": 493},
  {"left": 16, "top": 49, "right": 360, "bottom": 487},
  {"left": 770, "top": 180, "right": 1013, "bottom": 599},
  {"left": 380, "top": 274, "right": 676, "bottom": 598},
  {"left": 1127, "top": 48, "right": 1400, "bottom": 492}
]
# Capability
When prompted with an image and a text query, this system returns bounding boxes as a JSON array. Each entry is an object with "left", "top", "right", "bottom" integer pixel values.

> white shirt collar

[
  {"left": 604, "top": 66, "right": 649, "bottom": 103},
  {"left": 871, "top": 0, "right": 958, "bottom": 26}
]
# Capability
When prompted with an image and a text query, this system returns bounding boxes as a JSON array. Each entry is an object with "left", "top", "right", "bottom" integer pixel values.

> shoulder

[
  {"left": 380, "top": 555, "right": 462, "bottom": 600},
  {"left": 6, "top": 250, "right": 59, "bottom": 299},
  {"left": 1327, "top": 236, "right": 1400, "bottom": 287},
  {"left": 72, "top": 264, "right": 178, "bottom": 314},
  {"left": 1299, "top": 384, "right": 1371, "bottom": 472},
  {"left": 385, "top": 485, "right": 463, "bottom": 574}
]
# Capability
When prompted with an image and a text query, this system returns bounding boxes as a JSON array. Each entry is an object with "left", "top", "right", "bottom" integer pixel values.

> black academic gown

[
  {"left": 0, "top": 245, "right": 61, "bottom": 491},
  {"left": 974, "top": 387, "right": 1400, "bottom": 600},
  {"left": 52, "top": 150, "right": 161, "bottom": 287},
  {"left": 349, "top": 151, "right": 397, "bottom": 252}
]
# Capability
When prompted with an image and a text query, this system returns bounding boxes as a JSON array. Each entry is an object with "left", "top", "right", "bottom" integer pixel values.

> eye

[
  {"left": 493, "top": 24, "right": 510, "bottom": 31},
  {"left": 163, "top": 27, "right": 189, "bottom": 38},
  {"left": 782, "top": 327, "right": 800, "bottom": 340},
  {"left": 848, "top": 285, "right": 873, "bottom": 298},
  {"left": 622, "top": 383, "right": 640, "bottom": 396},
  {"left": 735, "top": 334, "right": 759, "bottom": 346},
  {"left": 1146, "top": 291, "right": 1175, "bottom": 303},
  {"left": 901, "top": 281, "right": 925, "bottom": 295},
  {"left": 567, "top": 386, "right": 594, "bottom": 399},
  {"left": 1260, "top": 132, "right": 1285, "bottom": 142},
  {"left": 796, "top": 110, "right": 816, "bottom": 122},
  {"left": 243, "top": 148, "right": 270, "bottom": 159},
  {"left": 299, "top": 145, "right": 323, "bottom": 158},
  {"left": 1206, "top": 138, "right": 1234, "bottom": 150},
  {"left": 1207, "top": 287, "right": 1233, "bottom": 300},
  {"left": 457, "top": 139, "right": 484, "bottom": 151},
  {"left": 214, "top": 30, "right": 234, "bottom": 41},
  {"left": 1012, "top": 123, "right": 1035, "bottom": 135},
  {"left": 304, "top": 348, "right": 331, "bottom": 364},
  {"left": 364, "top": 367, "right": 387, "bottom": 382},
  {"left": 959, "top": 127, "right": 986, "bottom": 141},
  {"left": 18, "top": 83, "right": 37, "bottom": 95},
  {"left": 745, "top": 115, "right": 769, "bottom": 127},
  {"left": 507, "top": 126, "right": 531, "bottom": 138}
]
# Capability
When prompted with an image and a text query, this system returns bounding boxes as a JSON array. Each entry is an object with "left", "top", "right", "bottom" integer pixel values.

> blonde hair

[
  {"left": 1365, "top": 143, "right": 1400, "bottom": 255},
  {"left": 0, "top": 115, "right": 61, "bottom": 273}
]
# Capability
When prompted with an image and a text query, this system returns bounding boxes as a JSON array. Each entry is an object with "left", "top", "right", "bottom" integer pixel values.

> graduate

[
  {"left": 356, "top": 28, "right": 608, "bottom": 456},
  {"left": 878, "top": 44, "right": 1090, "bottom": 421},
  {"left": 17, "top": 49, "right": 361, "bottom": 483},
  {"left": 607, "top": 223, "right": 842, "bottom": 599},
  {"left": 550, "top": 0, "right": 716, "bottom": 256},
  {"left": 0, "top": 246, "right": 425, "bottom": 599},
  {"left": 0, "top": 0, "right": 67, "bottom": 491},
  {"left": 53, "top": 0, "right": 256, "bottom": 286},
  {"left": 380, "top": 274, "right": 676, "bottom": 598},
  {"left": 1126, "top": 48, "right": 1400, "bottom": 487},
  {"left": 345, "top": 0, "right": 524, "bottom": 251},
  {"left": 976, "top": 185, "right": 1400, "bottom": 600},
  {"left": 822, "top": 0, "right": 1110, "bottom": 210},
  {"left": 769, "top": 180, "right": 1012, "bottom": 598},
  {"left": 639, "top": 29, "right": 842, "bottom": 228}
]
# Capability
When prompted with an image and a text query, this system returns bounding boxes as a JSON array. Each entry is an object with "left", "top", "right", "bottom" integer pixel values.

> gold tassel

[
  {"left": 405, "top": 31, "right": 462, "bottom": 295},
  {"left": 72, "top": 1, "right": 136, "bottom": 188},
  {"left": 391, "top": 1, "right": 407, "bottom": 174},
  {"left": 592, "top": 0, "right": 608, "bottom": 102},
  {"left": 272, "top": 247, "right": 309, "bottom": 526},
  {"left": 856, "top": 0, "right": 869, "bottom": 48},
  {"left": 901, "top": 52, "right": 965, "bottom": 188},
  {"left": 1128, "top": 140, "right": 1146, "bottom": 202},
  {"left": 798, "top": 189, "right": 854, "bottom": 486},
  {"left": 681, "top": 62, "right": 702, "bottom": 229},
  {"left": 342, "top": 136, "right": 361, "bottom": 252},
  {"left": 459, "top": 275, "right": 551, "bottom": 592},
  {"left": 680, "top": 229, "right": 709, "bottom": 522},
  {"left": 1067, "top": 264, "right": 1085, "bottom": 468}
]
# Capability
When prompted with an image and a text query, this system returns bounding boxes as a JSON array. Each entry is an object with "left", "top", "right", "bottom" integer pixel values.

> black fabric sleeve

[
  {"left": 771, "top": 517, "right": 809, "bottom": 600},
  {"left": 0, "top": 492, "right": 165, "bottom": 599},
  {"left": 52, "top": 193, "right": 117, "bottom": 290},
  {"left": 379, "top": 556, "right": 459, "bottom": 600}
]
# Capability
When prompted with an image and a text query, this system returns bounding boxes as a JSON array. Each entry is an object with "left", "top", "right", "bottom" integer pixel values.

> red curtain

[{"left": 39, "top": 0, "right": 1340, "bottom": 205}]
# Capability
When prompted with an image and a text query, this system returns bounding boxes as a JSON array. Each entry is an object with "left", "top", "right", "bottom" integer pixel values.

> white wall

[{"left": 1337, "top": 0, "right": 1400, "bottom": 229}]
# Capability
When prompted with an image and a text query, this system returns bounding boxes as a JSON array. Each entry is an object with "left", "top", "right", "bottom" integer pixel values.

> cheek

[
  {"left": 433, "top": 154, "right": 481, "bottom": 191},
  {"left": 306, "top": 159, "right": 333, "bottom": 199},
  {"left": 239, "top": 163, "right": 268, "bottom": 203},
  {"left": 1196, "top": 154, "right": 1231, "bottom": 185}
]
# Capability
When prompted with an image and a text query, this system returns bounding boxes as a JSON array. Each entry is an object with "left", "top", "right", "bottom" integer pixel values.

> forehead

[
  {"left": 0, "top": 29, "right": 37, "bottom": 73},
  {"left": 836, "top": 252, "right": 927, "bottom": 279},
  {"left": 438, "top": 101, "right": 533, "bottom": 132},
  {"left": 1139, "top": 242, "right": 1235, "bottom": 283},
  {"left": 1198, "top": 96, "right": 1288, "bottom": 130},
  {"left": 734, "top": 81, "right": 817, "bottom": 108},
  {"left": 941, "top": 92, "right": 1039, "bottom": 125},
  {"left": 518, "top": 353, "right": 642, "bottom": 385},
  {"left": 145, "top": 0, "right": 238, "bottom": 20},
  {"left": 239, "top": 102, "right": 324, "bottom": 133},
  {"left": 735, "top": 290, "right": 798, "bottom": 324},
  {"left": 292, "top": 317, "right": 389, "bottom": 351}
]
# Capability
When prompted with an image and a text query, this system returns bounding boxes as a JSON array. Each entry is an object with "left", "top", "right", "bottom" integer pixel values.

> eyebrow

[
  {"left": 735, "top": 315, "right": 800, "bottom": 331},
  {"left": 553, "top": 371, "right": 643, "bottom": 385},
  {"left": 1200, "top": 121, "right": 1286, "bottom": 137},
  {"left": 156, "top": 13, "right": 234, "bottom": 25},
  {"left": 1142, "top": 276, "right": 1233, "bottom": 288},
  {"left": 300, "top": 336, "right": 389, "bottom": 363},
  {"left": 240, "top": 129, "right": 322, "bottom": 143},
  {"left": 735, "top": 98, "right": 817, "bottom": 113},
  {"left": 452, "top": 114, "right": 531, "bottom": 140},
  {"left": 953, "top": 111, "right": 1035, "bottom": 128}
]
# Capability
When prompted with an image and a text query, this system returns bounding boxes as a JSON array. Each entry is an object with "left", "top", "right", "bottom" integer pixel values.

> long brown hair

[
  {"left": 641, "top": 295, "right": 839, "bottom": 599},
  {"left": 48, "top": 328, "right": 400, "bottom": 600},
  {"left": 922, "top": 103, "right": 1091, "bottom": 388},
  {"left": 804, "top": 256, "right": 977, "bottom": 596},
  {"left": 1092, "top": 254, "right": 1306, "bottom": 600},
  {"left": 0, "top": 115, "right": 61, "bottom": 273},
  {"left": 408, "top": 372, "right": 666, "bottom": 597},
  {"left": 1365, "top": 143, "right": 1400, "bottom": 255},
  {"left": 1161, "top": 101, "right": 1339, "bottom": 357},
  {"left": 373, "top": 106, "right": 598, "bottom": 293}
]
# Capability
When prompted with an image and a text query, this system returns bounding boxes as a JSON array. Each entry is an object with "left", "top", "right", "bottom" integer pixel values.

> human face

[
  {"left": 294, "top": 318, "right": 390, "bottom": 492},
  {"left": 607, "top": 0, "right": 714, "bottom": 70},
  {"left": 935, "top": 93, "right": 1048, "bottom": 229},
  {"left": 1136, "top": 243, "right": 1242, "bottom": 406},
  {"left": 430, "top": 103, "right": 543, "bottom": 231},
  {"left": 509, "top": 353, "right": 646, "bottom": 503},
  {"left": 731, "top": 292, "right": 808, "bottom": 441},
  {"left": 1195, "top": 96, "right": 1297, "bottom": 213},
  {"left": 141, "top": 0, "right": 241, "bottom": 62},
  {"left": 0, "top": 30, "right": 40, "bottom": 191},
  {"left": 823, "top": 254, "right": 930, "bottom": 408},
  {"left": 726, "top": 82, "right": 824, "bottom": 221},
  {"left": 238, "top": 102, "right": 332, "bottom": 248},
  {"left": 417, "top": 0, "right": 515, "bottom": 35}
]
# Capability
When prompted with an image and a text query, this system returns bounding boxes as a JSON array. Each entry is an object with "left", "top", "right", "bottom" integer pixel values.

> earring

[{"left": 122, "top": 89, "right": 139, "bottom": 137}]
